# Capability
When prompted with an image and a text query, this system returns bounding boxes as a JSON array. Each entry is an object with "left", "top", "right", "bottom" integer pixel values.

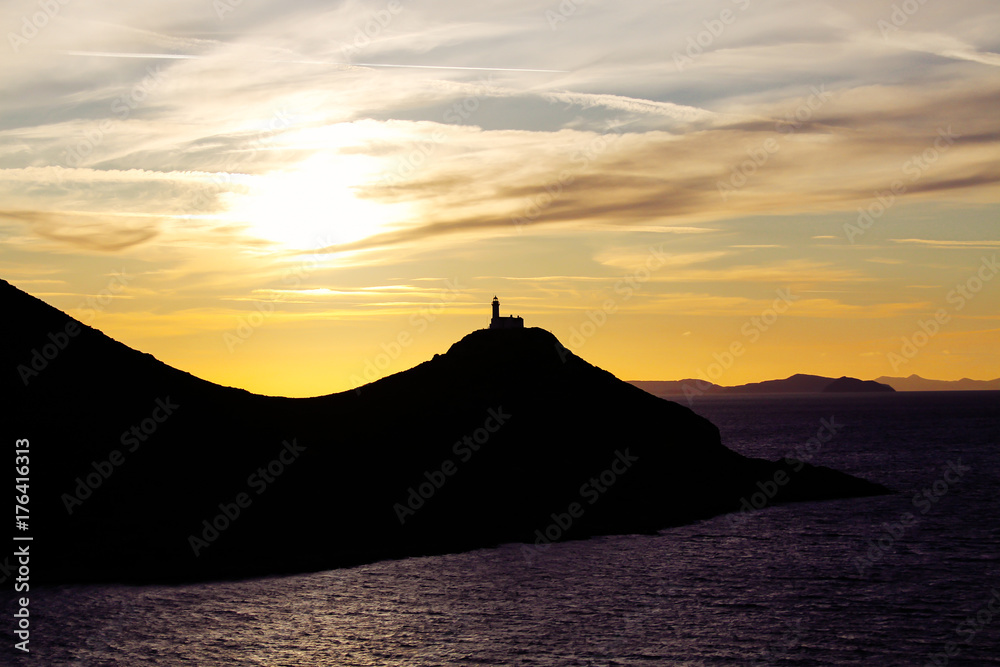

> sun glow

[{"left": 225, "top": 133, "right": 407, "bottom": 252}]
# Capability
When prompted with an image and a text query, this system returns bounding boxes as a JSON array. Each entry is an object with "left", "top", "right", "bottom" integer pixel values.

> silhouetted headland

[{"left": 2, "top": 280, "right": 889, "bottom": 584}]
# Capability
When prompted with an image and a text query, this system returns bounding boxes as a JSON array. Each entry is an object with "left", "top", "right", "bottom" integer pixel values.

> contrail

[{"left": 58, "top": 50, "right": 567, "bottom": 73}]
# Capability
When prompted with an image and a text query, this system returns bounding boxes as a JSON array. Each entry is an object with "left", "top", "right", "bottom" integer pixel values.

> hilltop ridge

[{"left": 2, "top": 279, "right": 889, "bottom": 583}]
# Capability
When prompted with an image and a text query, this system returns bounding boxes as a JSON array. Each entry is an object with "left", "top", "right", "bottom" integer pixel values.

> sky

[{"left": 1, "top": 0, "right": 998, "bottom": 397}]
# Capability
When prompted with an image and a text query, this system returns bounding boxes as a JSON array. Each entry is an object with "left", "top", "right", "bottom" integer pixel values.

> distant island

[
  {"left": 875, "top": 375, "right": 1000, "bottom": 392},
  {"left": 630, "top": 373, "right": 894, "bottom": 398},
  {"left": 631, "top": 373, "right": 1000, "bottom": 397},
  {"left": 2, "top": 281, "right": 890, "bottom": 584}
]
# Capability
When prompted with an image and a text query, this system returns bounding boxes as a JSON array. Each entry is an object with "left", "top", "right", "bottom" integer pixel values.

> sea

[{"left": 3, "top": 391, "right": 998, "bottom": 666}]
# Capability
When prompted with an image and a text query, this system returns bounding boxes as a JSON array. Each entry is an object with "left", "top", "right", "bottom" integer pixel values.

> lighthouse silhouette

[{"left": 489, "top": 296, "right": 524, "bottom": 330}]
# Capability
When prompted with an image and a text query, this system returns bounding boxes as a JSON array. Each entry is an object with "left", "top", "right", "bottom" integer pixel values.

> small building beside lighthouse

[{"left": 489, "top": 296, "right": 524, "bottom": 330}]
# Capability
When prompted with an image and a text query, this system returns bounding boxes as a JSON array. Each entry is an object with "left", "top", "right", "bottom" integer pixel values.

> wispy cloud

[
  {"left": 879, "top": 30, "right": 1000, "bottom": 68},
  {"left": 890, "top": 239, "right": 1000, "bottom": 249},
  {"left": 58, "top": 49, "right": 568, "bottom": 72}
]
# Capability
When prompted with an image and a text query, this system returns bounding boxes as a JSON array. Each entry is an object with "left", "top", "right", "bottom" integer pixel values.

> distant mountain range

[
  {"left": 875, "top": 375, "right": 1000, "bottom": 392},
  {"left": 630, "top": 373, "right": 894, "bottom": 398},
  {"left": 2, "top": 279, "right": 889, "bottom": 584},
  {"left": 632, "top": 373, "right": 1000, "bottom": 397}
]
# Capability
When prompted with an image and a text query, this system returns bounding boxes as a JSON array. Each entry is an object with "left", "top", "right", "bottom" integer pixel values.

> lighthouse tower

[{"left": 489, "top": 296, "right": 524, "bottom": 330}]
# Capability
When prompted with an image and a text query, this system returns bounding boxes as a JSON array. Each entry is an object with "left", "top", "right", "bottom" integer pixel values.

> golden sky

[{"left": 1, "top": 0, "right": 998, "bottom": 396}]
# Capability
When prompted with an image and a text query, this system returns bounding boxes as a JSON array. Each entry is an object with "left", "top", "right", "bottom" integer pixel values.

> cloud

[
  {"left": 58, "top": 49, "right": 568, "bottom": 73},
  {"left": 648, "top": 260, "right": 871, "bottom": 285},
  {"left": 2, "top": 1, "right": 998, "bottom": 279},
  {"left": 541, "top": 90, "right": 722, "bottom": 126},
  {"left": 595, "top": 249, "right": 730, "bottom": 272},
  {"left": 0, "top": 210, "right": 160, "bottom": 251},
  {"left": 302, "top": 72, "right": 997, "bottom": 254},
  {"left": 890, "top": 238, "right": 1000, "bottom": 249},
  {"left": 880, "top": 29, "right": 1000, "bottom": 68}
]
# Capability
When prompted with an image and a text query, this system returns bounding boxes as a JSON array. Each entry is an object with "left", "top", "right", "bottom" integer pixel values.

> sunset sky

[{"left": 1, "top": 0, "right": 998, "bottom": 397}]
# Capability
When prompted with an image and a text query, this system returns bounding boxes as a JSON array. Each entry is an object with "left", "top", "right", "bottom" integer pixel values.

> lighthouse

[{"left": 489, "top": 296, "right": 524, "bottom": 330}]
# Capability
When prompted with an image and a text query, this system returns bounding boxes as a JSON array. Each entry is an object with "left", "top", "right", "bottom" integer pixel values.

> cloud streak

[{"left": 58, "top": 50, "right": 568, "bottom": 72}]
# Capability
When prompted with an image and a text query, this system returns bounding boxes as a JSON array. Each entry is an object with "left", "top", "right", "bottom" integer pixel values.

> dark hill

[
  {"left": 1, "top": 279, "right": 889, "bottom": 584},
  {"left": 720, "top": 373, "right": 837, "bottom": 394},
  {"left": 823, "top": 377, "right": 894, "bottom": 393}
]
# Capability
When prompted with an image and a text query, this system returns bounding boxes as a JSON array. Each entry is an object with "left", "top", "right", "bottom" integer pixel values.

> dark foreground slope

[{"left": 1, "top": 279, "right": 888, "bottom": 584}]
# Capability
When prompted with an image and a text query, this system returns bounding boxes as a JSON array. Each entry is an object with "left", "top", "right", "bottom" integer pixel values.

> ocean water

[{"left": 3, "top": 391, "right": 998, "bottom": 666}]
